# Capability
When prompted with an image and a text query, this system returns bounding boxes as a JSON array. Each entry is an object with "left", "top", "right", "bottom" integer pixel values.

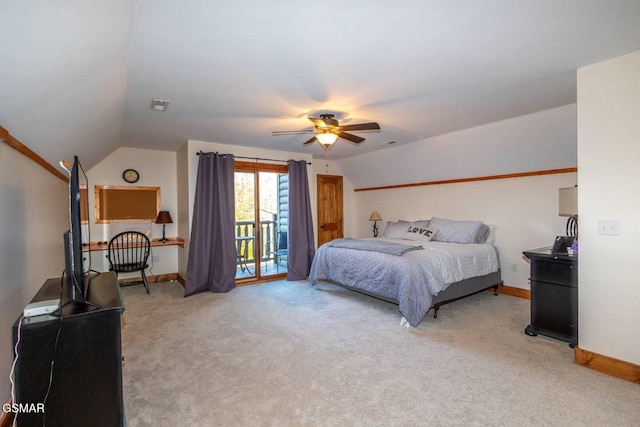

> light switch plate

[{"left": 598, "top": 219, "right": 620, "bottom": 235}]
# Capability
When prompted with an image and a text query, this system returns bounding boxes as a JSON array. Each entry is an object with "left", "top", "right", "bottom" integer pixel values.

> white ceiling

[{"left": 2, "top": 1, "right": 640, "bottom": 169}]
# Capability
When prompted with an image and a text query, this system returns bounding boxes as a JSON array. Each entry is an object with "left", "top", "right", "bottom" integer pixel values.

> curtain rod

[{"left": 197, "top": 151, "right": 311, "bottom": 165}]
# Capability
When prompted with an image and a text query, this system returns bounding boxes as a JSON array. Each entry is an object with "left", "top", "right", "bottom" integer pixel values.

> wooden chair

[{"left": 107, "top": 231, "right": 151, "bottom": 293}]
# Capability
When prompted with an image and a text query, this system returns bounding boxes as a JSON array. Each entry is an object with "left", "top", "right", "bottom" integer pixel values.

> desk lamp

[{"left": 155, "top": 210, "right": 173, "bottom": 242}]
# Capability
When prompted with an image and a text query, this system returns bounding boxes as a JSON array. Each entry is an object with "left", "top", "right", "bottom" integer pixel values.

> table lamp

[
  {"left": 369, "top": 211, "right": 382, "bottom": 237},
  {"left": 155, "top": 210, "right": 173, "bottom": 242},
  {"left": 559, "top": 186, "right": 578, "bottom": 238}
]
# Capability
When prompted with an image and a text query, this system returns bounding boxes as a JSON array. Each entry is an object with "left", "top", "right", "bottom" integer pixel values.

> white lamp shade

[
  {"left": 559, "top": 186, "right": 578, "bottom": 217},
  {"left": 316, "top": 132, "right": 338, "bottom": 145}
]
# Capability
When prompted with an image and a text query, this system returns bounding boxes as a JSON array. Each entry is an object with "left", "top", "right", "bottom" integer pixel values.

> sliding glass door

[
  {"left": 234, "top": 162, "right": 288, "bottom": 281},
  {"left": 235, "top": 171, "right": 256, "bottom": 279}
]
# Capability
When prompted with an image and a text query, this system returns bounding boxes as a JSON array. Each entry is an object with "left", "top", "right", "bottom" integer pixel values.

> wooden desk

[{"left": 83, "top": 236, "right": 184, "bottom": 252}]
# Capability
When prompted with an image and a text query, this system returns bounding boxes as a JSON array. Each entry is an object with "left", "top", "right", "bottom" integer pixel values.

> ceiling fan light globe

[{"left": 317, "top": 133, "right": 338, "bottom": 145}]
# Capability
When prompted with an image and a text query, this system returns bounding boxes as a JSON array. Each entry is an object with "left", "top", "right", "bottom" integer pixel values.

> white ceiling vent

[{"left": 151, "top": 98, "right": 170, "bottom": 111}]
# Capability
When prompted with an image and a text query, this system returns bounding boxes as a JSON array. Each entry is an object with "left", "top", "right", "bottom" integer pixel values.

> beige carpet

[{"left": 119, "top": 280, "right": 640, "bottom": 426}]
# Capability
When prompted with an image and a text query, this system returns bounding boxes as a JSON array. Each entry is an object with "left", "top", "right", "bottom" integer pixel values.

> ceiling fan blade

[
  {"left": 308, "top": 117, "right": 328, "bottom": 128},
  {"left": 338, "top": 132, "right": 365, "bottom": 144},
  {"left": 302, "top": 136, "right": 317, "bottom": 145},
  {"left": 272, "top": 129, "right": 315, "bottom": 135},
  {"left": 339, "top": 122, "right": 380, "bottom": 132}
]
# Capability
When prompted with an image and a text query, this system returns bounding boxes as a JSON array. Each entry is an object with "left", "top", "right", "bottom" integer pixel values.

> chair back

[
  {"left": 278, "top": 231, "right": 287, "bottom": 250},
  {"left": 107, "top": 231, "right": 151, "bottom": 273}
]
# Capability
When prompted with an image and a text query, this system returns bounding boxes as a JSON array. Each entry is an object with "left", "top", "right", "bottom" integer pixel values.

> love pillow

[{"left": 404, "top": 226, "right": 438, "bottom": 241}]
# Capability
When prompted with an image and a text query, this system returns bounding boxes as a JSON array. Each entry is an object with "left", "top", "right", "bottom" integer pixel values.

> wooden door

[{"left": 317, "top": 174, "right": 343, "bottom": 246}]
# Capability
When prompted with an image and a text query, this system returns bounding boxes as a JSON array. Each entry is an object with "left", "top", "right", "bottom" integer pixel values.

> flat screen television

[{"left": 62, "top": 155, "right": 89, "bottom": 304}]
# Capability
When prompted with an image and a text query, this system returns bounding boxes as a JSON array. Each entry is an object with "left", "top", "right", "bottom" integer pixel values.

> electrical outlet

[
  {"left": 152, "top": 255, "right": 160, "bottom": 263},
  {"left": 510, "top": 263, "right": 518, "bottom": 272}
]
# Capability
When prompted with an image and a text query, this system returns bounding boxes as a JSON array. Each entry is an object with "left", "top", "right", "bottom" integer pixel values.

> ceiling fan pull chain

[{"left": 325, "top": 146, "right": 330, "bottom": 172}]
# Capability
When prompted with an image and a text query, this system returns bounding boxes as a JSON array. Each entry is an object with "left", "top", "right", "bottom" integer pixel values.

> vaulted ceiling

[{"left": 2, "top": 1, "right": 640, "bottom": 169}]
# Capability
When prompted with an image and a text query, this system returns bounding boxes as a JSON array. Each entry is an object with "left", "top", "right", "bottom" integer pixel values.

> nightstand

[{"left": 523, "top": 248, "right": 578, "bottom": 347}]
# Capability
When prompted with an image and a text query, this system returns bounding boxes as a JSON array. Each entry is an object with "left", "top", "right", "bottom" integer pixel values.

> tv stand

[
  {"left": 56, "top": 296, "right": 101, "bottom": 314},
  {"left": 12, "top": 272, "right": 125, "bottom": 427}
]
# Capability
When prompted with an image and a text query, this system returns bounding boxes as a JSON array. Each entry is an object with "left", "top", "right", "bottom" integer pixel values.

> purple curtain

[
  {"left": 287, "top": 160, "right": 316, "bottom": 280},
  {"left": 185, "top": 152, "right": 236, "bottom": 296}
]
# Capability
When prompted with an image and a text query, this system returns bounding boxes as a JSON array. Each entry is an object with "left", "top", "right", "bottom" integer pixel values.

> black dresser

[
  {"left": 12, "top": 272, "right": 125, "bottom": 427},
  {"left": 523, "top": 248, "right": 578, "bottom": 347}
]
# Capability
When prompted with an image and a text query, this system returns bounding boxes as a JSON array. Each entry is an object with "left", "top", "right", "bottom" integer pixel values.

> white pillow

[
  {"left": 429, "top": 217, "right": 483, "bottom": 244},
  {"left": 486, "top": 225, "right": 497, "bottom": 244},
  {"left": 404, "top": 226, "right": 438, "bottom": 241}
]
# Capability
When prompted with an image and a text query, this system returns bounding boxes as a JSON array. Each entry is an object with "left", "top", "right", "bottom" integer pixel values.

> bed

[{"left": 309, "top": 217, "right": 502, "bottom": 326}]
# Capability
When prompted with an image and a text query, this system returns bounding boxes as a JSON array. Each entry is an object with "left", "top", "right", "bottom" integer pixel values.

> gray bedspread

[
  {"left": 327, "top": 238, "right": 423, "bottom": 256},
  {"left": 309, "top": 238, "right": 499, "bottom": 327}
]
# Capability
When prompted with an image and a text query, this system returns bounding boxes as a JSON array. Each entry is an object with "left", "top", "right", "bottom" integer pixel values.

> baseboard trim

[
  {"left": 116, "top": 273, "right": 185, "bottom": 286},
  {"left": 575, "top": 347, "right": 640, "bottom": 383},
  {"left": 149, "top": 273, "right": 182, "bottom": 284},
  {"left": 0, "top": 407, "right": 14, "bottom": 427},
  {"left": 491, "top": 284, "right": 530, "bottom": 299},
  {"left": 176, "top": 273, "right": 185, "bottom": 287}
]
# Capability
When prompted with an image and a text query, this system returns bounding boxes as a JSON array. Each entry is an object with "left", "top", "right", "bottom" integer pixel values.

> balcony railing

[{"left": 235, "top": 219, "right": 278, "bottom": 265}]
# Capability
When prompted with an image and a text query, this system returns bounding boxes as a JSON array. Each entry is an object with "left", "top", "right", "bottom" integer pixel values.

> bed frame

[
  {"left": 326, "top": 269, "right": 503, "bottom": 322},
  {"left": 430, "top": 269, "right": 502, "bottom": 318}
]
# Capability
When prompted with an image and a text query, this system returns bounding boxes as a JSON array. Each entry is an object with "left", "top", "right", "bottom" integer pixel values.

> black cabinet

[
  {"left": 523, "top": 248, "right": 578, "bottom": 346},
  {"left": 12, "top": 272, "right": 125, "bottom": 427}
]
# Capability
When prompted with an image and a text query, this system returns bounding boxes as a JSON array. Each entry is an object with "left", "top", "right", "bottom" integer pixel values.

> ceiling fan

[{"left": 272, "top": 113, "right": 380, "bottom": 148}]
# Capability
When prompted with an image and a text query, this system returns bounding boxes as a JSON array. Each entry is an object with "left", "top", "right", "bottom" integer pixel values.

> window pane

[
  {"left": 260, "top": 172, "right": 288, "bottom": 276},
  {"left": 235, "top": 172, "right": 256, "bottom": 279}
]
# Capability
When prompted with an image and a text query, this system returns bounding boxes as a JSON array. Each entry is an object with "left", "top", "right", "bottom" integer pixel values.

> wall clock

[{"left": 122, "top": 169, "right": 140, "bottom": 183}]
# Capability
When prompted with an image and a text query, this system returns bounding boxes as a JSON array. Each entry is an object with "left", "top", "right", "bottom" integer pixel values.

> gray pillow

[
  {"left": 429, "top": 217, "right": 483, "bottom": 244},
  {"left": 475, "top": 223, "right": 491, "bottom": 243},
  {"left": 382, "top": 221, "right": 410, "bottom": 239}
]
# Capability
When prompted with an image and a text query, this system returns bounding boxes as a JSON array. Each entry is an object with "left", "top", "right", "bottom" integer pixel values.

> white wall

[
  {"left": 577, "top": 50, "right": 640, "bottom": 365},
  {"left": 0, "top": 1, "right": 135, "bottom": 169},
  {"left": 0, "top": 144, "right": 68, "bottom": 404},
  {"left": 176, "top": 144, "right": 191, "bottom": 282},
  {"left": 87, "top": 147, "right": 179, "bottom": 277},
  {"left": 337, "top": 104, "right": 577, "bottom": 189}
]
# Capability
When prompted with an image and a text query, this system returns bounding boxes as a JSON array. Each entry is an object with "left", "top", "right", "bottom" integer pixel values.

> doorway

[
  {"left": 317, "top": 174, "right": 344, "bottom": 246},
  {"left": 234, "top": 162, "right": 288, "bottom": 281}
]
